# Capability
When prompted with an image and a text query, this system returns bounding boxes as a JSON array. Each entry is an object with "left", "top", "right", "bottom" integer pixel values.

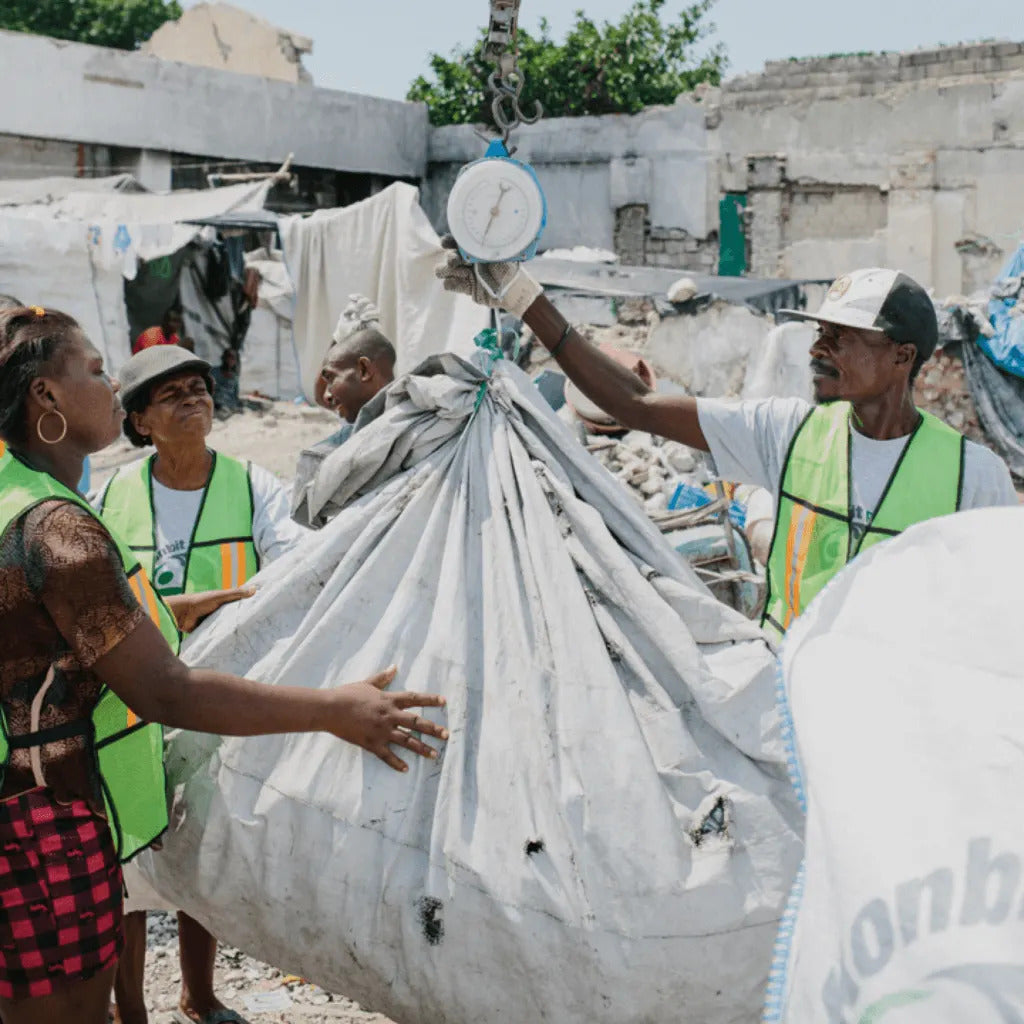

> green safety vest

[
  {"left": 0, "top": 451, "right": 179, "bottom": 862},
  {"left": 762, "top": 402, "right": 964, "bottom": 642},
  {"left": 98, "top": 452, "right": 259, "bottom": 595}
]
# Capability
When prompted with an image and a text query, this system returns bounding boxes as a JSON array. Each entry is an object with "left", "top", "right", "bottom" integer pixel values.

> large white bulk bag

[
  {"left": 141, "top": 349, "right": 802, "bottom": 1024},
  {"left": 767, "top": 507, "right": 1024, "bottom": 1024}
]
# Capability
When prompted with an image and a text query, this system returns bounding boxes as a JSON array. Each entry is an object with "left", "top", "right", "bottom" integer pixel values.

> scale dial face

[{"left": 447, "top": 158, "right": 545, "bottom": 263}]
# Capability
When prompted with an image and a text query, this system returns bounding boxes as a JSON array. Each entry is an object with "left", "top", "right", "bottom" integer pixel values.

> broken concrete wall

[
  {"left": 423, "top": 99, "right": 720, "bottom": 272},
  {"left": 719, "top": 42, "right": 1024, "bottom": 292},
  {"left": 143, "top": 3, "right": 313, "bottom": 85},
  {"left": 422, "top": 40, "right": 1024, "bottom": 289}
]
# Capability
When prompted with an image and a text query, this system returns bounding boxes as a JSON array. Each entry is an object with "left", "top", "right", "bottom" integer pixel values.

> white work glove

[
  {"left": 435, "top": 235, "right": 543, "bottom": 319},
  {"left": 332, "top": 294, "right": 382, "bottom": 344}
]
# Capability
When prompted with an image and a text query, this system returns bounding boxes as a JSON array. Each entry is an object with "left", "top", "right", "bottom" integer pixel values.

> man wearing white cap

[{"left": 436, "top": 250, "right": 1017, "bottom": 642}]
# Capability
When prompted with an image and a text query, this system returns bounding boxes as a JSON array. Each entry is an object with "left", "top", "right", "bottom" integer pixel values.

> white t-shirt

[
  {"left": 96, "top": 460, "right": 308, "bottom": 596},
  {"left": 697, "top": 397, "right": 1017, "bottom": 543}
]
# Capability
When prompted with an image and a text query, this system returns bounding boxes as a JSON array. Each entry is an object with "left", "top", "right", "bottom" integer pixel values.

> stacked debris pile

[
  {"left": 584, "top": 431, "right": 703, "bottom": 515},
  {"left": 913, "top": 348, "right": 986, "bottom": 446},
  {"left": 581, "top": 429, "right": 762, "bottom": 617}
]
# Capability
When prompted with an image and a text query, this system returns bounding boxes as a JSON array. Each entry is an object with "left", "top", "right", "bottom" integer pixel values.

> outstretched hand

[
  {"left": 330, "top": 666, "right": 448, "bottom": 772},
  {"left": 165, "top": 585, "right": 256, "bottom": 634},
  {"left": 435, "top": 235, "right": 542, "bottom": 318}
]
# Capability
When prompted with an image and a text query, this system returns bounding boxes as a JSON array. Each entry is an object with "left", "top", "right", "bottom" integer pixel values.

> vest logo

[
  {"left": 821, "top": 529, "right": 845, "bottom": 564},
  {"left": 821, "top": 836, "right": 1024, "bottom": 1022},
  {"left": 828, "top": 275, "right": 853, "bottom": 301}
]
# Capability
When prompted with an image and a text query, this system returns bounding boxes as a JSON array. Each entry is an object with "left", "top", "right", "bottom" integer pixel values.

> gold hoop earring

[{"left": 36, "top": 410, "right": 68, "bottom": 445}]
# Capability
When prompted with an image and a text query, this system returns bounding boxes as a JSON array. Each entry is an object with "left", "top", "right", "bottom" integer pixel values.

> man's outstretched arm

[
  {"left": 435, "top": 239, "right": 708, "bottom": 451},
  {"left": 522, "top": 293, "right": 709, "bottom": 451}
]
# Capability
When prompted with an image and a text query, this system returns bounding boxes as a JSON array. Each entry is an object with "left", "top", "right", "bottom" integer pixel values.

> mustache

[{"left": 810, "top": 358, "right": 839, "bottom": 378}]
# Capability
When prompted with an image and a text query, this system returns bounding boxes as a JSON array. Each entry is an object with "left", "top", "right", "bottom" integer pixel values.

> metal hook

[{"left": 487, "top": 70, "right": 542, "bottom": 145}]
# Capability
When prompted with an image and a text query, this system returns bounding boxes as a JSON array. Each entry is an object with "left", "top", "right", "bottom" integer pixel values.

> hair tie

[{"left": 30, "top": 306, "right": 45, "bottom": 318}]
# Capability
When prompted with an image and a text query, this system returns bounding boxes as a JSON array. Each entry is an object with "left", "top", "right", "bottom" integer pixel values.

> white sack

[
  {"left": 143, "top": 351, "right": 802, "bottom": 1024},
  {"left": 279, "top": 182, "right": 488, "bottom": 399},
  {"left": 646, "top": 302, "right": 773, "bottom": 397},
  {"left": 768, "top": 507, "right": 1024, "bottom": 1023},
  {"left": 238, "top": 248, "right": 300, "bottom": 398},
  {"left": 645, "top": 308, "right": 814, "bottom": 403},
  {"left": 237, "top": 306, "right": 300, "bottom": 399}
]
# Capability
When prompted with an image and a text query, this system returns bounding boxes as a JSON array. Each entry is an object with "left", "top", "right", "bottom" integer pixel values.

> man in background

[{"left": 293, "top": 296, "right": 397, "bottom": 525}]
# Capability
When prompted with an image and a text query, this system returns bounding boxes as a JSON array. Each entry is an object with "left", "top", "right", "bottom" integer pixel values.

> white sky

[{"left": 182, "top": 1, "right": 1023, "bottom": 99}]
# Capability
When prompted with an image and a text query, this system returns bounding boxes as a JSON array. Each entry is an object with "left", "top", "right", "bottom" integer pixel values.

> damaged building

[
  {"left": 426, "top": 41, "right": 1024, "bottom": 296},
  {"left": 0, "top": 4, "right": 422, "bottom": 210},
  {"left": 0, "top": 7, "right": 1023, "bottom": 293}
]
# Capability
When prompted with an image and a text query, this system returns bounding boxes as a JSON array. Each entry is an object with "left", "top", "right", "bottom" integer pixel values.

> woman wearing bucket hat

[
  {"left": 0, "top": 306, "right": 448, "bottom": 1024},
  {"left": 436, "top": 248, "right": 1017, "bottom": 642},
  {"left": 96, "top": 345, "right": 306, "bottom": 600},
  {"left": 93, "top": 344, "right": 306, "bottom": 1024}
]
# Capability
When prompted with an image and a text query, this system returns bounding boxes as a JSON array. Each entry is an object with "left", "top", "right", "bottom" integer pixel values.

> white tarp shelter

[
  {"left": 0, "top": 176, "right": 269, "bottom": 374},
  {"left": 0, "top": 177, "right": 487, "bottom": 398}
]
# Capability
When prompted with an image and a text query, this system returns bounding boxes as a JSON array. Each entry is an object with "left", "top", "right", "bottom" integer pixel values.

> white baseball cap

[{"left": 780, "top": 268, "right": 938, "bottom": 361}]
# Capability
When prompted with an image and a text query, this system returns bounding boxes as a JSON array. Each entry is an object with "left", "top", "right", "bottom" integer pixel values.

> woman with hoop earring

[{"left": 0, "top": 306, "right": 448, "bottom": 1024}]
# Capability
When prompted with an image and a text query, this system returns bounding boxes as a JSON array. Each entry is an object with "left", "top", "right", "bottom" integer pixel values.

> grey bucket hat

[{"left": 118, "top": 345, "right": 211, "bottom": 408}]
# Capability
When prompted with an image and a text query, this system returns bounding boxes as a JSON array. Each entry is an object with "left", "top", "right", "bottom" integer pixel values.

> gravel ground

[{"left": 140, "top": 913, "right": 395, "bottom": 1024}]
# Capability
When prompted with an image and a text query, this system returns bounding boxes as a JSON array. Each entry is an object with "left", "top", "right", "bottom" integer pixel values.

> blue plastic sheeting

[
  {"left": 667, "top": 481, "right": 747, "bottom": 529},
  {"left": 962, "top": 340, "right": 1024, "bottom": 480},
  {"left": 979, "top": 244, "right": 1024, "bottom": 378}
]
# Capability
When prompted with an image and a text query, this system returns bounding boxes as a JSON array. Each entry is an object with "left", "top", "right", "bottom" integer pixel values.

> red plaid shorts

[{"left": 0, "top": 787, "right": 123, "bottom": 1000}]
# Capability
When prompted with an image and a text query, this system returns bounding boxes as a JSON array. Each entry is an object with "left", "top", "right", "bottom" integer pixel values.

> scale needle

[{"left": 481, "top": 181, "right": 512, "bottom": 242}]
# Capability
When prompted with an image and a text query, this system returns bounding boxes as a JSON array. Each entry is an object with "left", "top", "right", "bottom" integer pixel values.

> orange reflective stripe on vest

[
  {"left": 128, "top": 569, "right": 161, "bottom": 626},
  {"left": 220, "top": 541, "right": 247, "bottom": 589},
  {"left": 782, "top": 504, "right": 817, "bottom": 632}
]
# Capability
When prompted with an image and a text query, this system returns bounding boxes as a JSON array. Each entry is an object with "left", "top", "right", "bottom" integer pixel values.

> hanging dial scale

[{"left": 446, "top": 1, "right": 547, "bottom": 276}]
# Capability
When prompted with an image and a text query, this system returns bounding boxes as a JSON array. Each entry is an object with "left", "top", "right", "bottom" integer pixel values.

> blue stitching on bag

[{"left": 761, "top": 558, "right": 855, "bottom": 1022}]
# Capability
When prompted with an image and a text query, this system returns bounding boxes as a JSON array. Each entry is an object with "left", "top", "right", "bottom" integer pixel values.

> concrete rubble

[
  {"left": 578, "top": 430, "right": 703, "bottom": 515},
  {"left": 913, "top": 348, "right": 987, "bottom": 446}
]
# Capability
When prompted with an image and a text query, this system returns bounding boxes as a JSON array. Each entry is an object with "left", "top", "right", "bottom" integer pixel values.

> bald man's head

[{"left": 318, "top": 327, "right": 397, "bottom": 422}]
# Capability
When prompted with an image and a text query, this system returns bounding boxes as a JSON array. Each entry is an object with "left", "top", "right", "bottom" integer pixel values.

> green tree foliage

[
  {"left": 0, "top": 0, "right": 182, "bottom": 51},
  {"left": 407, "top": 0, "right": 726, "bottom": 127}
]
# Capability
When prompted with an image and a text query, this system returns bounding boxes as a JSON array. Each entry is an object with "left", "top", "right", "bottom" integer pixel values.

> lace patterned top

[{"left": 0, "top": 500, "right": 144, "bottom": 805}]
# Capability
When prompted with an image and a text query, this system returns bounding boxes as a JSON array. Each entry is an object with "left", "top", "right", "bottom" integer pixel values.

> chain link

[{"left": 483, "top": 0, "right": 542, "bottom": 145}]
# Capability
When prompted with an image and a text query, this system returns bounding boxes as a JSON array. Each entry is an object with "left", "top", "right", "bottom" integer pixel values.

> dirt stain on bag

[{"left": 417, "top": 896, "right": 444, "bottom": 945}]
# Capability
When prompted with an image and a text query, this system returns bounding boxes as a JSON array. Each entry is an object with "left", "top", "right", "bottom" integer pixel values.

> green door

[{"left": 718, "top": 193, "right": 748, "bottom": 277}]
